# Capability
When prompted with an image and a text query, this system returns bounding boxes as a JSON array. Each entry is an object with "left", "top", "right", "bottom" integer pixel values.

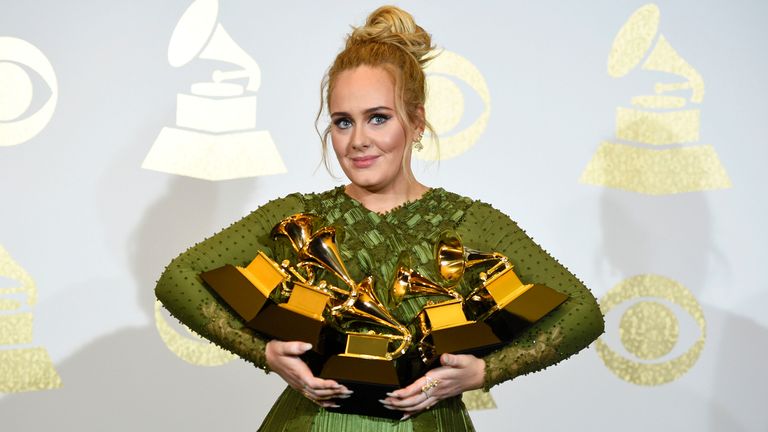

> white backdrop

[{"left": 1, "top": 1, "right": 766, "bottom": 431}]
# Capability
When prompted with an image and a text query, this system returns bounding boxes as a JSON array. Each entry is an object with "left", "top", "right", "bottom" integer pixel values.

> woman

[{"left": 155, "top": 6, "right": 604, "bottom": 431}]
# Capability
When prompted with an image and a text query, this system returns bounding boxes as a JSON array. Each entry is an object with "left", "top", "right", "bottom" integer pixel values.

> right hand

[{"left": 265, "top": 340, "right": 353, "bottom": 408}]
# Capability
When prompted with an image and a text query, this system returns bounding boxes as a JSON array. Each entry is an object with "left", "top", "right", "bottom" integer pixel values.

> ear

[
  {"left": 411, "top": 105, "right": 426, "bottom": 139},
  {"left": 415, "top": 105, "right": 426, "bottom": 132}
]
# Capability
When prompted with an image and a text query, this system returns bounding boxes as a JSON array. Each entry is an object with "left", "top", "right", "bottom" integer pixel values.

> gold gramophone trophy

[
  {"left": 290, "top": 225, "right": 413, "bottom": 418},
  {"left": 200, "top": 214, "right": 335, "bottom": 364},
  {"left": 390, "top": 253, "right": 503, "bottom": 367},
  {"left": 433, "top": 230, "right": 568, "bottom": 342}
]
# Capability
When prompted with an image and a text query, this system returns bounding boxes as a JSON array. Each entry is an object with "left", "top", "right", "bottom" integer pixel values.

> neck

[{"left": 345, "top": 180, "right": 430, "bottom": 214}]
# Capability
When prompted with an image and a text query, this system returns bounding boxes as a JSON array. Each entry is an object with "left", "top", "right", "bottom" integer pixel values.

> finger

[
  {"left": 386, "top": 376, "right": 428, "bottom": 399},
  {"left": 382, "top": 386, "right": 431, "bottom": 410},
  {"left": 305, "top": 386, "right": 353, "bottom": 400},
  {"left": 301, "top": 390, "right": 340, "bottom": 408},
  {"left": 384, "top": 392, "right": 434, "bottom": 413},
  {"left": 304, "top": 377, "right": 352, "bottom": 395},
  {"left": 440, "top": 353, "right": 461, "bottom": 367},
  {"left": 279, "top": 341, "right": 313, "bottom": 356}
]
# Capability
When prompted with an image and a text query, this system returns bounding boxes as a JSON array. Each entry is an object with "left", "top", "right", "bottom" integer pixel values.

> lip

[{"left": 350, "top": 155, "right": 379, "bottom": 168}]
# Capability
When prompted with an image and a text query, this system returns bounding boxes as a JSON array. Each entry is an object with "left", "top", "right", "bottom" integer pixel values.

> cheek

[
  {"left": 330, "top": 131, "right": 345, "bottom": 156},
  {"left": 379, "top": 128, "right": 407, "bottom": 154}
]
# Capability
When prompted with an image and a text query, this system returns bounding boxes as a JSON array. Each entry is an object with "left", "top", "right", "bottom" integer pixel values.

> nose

[{"left": 350, "top": 124, "right": 370, "bottom": 151}]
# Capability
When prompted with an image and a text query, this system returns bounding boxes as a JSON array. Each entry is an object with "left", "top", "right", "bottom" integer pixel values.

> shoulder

[{"left": 435, "top": 189, "right": 512, "bottom": 223}]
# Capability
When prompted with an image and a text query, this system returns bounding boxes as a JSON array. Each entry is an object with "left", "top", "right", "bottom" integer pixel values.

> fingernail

[
  {"left": 386, "top": 392, "right": 396, "bottom": 397},
  {"left": 343, "top": 390, "right": 354, "bottom": 395},
  {"left": 331, "top": 404, "right": 341, "bottom": 408},
  {"left": 383, "top": 404, "right": 394, "bottom": 410},
  {"left": 303, "top": 343, "right": 312, "bottom": 350},
  {"left": 400, "top": 414, "right": 410, "bottom": 421},
  {"left": 338, "top": 394, "right": 351, "bottom": 399}
]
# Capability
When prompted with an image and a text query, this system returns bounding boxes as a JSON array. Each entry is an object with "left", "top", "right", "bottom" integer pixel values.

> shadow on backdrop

[
  {"left": 597, "top": 188, "right": 767, "bottom": 432},
  {"left": 1, "top": 149, "right": 283, "bottom": 430}
]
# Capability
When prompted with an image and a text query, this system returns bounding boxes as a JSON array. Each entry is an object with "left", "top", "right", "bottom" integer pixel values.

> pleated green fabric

[{"left": 155, "top": 186, "right": 603, "bottom": 431}]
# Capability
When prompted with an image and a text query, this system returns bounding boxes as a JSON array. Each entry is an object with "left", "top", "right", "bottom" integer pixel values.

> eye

[
  {"left": 333, "top": 117, "right": 353, "bottom": 130},
  {"left": 369, "top": 113, "right": 390, "bottom": 125}
]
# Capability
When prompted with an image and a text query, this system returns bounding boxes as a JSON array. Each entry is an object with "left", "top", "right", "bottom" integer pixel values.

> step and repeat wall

[{"left": 1, "top": 1, "right": 766, "bottom": 431}]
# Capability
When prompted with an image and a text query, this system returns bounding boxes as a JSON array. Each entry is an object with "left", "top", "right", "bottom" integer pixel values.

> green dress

[{"left": 155, "top": 187, "right": 604, "bottom": 431}]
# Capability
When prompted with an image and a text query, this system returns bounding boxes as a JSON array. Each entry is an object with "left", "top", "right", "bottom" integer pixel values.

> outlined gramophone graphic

[
  {"left": 142, "top": 0, "right": 286, "bottom": 180},
  {"left": 0, "top": 245, "right": 62, "bottom": 393},
  {"left": 581, "top": 3, "right": 731, "bottom": 195}
]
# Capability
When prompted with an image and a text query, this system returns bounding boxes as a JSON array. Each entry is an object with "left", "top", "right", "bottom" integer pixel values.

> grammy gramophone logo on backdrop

[
  {"left": 581, "top": 3, "right": 731, "bottom": 195},
  {"left": 0, "top": 37, "right": 58, "bottom": 147},
  {"left": 142, "top": 0, "right": 286, "bottom": 180},
  {"left": 0, "top": 245, "right": 62, "bottom": 393}
]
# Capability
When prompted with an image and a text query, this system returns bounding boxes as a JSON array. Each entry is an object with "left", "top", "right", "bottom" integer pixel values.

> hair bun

[{"left": 347, "top": 6, "right": 434, "bottom": 65}]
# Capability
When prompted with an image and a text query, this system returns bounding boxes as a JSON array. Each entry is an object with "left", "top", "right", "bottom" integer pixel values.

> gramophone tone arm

[
  {"left": 314, "top": 280, "right": 351, "bottom": 298},
  {"left": 280, "top": 260, "right": 308, "bottom": 284}
]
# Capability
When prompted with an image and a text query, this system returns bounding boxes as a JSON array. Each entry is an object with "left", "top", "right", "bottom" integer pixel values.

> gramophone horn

[
  {"left": 167, "top": 0, "right": 261, "bottom": 91},
  {"left": 302, "top": 226, "right": 356, "bottom": 293},
  {"left": 435, "top": 230, "right": 509, "bottom": 284},
  {"left": 271, "top": 213, "right": 317, "bottom": 254},
  {"left": 392, "top": 253, "right": 462, "bottom": 307}
]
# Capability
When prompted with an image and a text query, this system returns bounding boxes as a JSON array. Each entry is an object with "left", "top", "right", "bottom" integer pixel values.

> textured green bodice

[{"left": 155, "top": 187, "right": 604, "bottom": 431}]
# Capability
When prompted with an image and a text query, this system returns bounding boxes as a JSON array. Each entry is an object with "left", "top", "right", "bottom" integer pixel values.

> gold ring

[{"left": 420, "top": 376, "right": 440, "bottom": 398}]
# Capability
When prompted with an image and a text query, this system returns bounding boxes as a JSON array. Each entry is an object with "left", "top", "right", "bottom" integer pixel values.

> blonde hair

[{"left": 316, "top": 5, "right": 438, "bottom": 174}]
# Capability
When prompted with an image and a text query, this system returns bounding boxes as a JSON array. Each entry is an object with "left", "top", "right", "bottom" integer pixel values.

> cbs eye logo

[
  {"left": 595, "top": 274, "right": 706, "bottom": 385},
  {"left": 0, "top": 37, "right": 58, "bottom": 147},
  {"left": 419, "top": 49, "right": 491, "bottom": 161}
]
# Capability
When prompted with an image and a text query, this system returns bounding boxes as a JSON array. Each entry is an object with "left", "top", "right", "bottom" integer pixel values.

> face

[{"left": 329, "top": 66, "right": 417, "bottom": 194}]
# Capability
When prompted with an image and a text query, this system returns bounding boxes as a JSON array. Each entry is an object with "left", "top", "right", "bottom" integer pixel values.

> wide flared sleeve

[
  {"left": 456, "top": 201, "right": 604, "bottom": 391},
  {"left": 154, "top": 194, "right": 305, "bottom": 370}
]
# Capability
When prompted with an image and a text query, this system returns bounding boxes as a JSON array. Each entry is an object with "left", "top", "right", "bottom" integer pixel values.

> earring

[{"left": 413, "top": 132, "right": 424, "bottom": 152}]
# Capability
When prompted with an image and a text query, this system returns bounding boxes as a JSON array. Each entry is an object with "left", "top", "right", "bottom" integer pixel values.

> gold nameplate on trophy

[
  {"left": 417, "top": 299, "right": 502, "bottom": 365},
  {"left": 247, "top": 281, "right": 331, "bottom": 358},
  {"left": 242, "top": 251, "right": 288, "bottom": 296},
  {"left": 279, "top": 282, "right": 328, "bottom": 320},
  {"left": 344, "top": 333, "right": 390, "bottom": 359},
  {"left": 422, "top": 299, "right": 470, "bottom": 329}
]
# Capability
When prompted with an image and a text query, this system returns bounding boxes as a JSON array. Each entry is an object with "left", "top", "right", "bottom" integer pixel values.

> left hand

[{"left": 381, "top": 353, "right": 485, "bottom": 419}]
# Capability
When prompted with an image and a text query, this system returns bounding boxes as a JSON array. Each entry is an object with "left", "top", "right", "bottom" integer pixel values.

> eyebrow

[{"left": 330, "top": 106, "right": 394, "bottom": 117}]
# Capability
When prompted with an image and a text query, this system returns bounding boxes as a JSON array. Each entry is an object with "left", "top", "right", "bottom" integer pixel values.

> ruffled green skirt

[{"left": 258, "top": 387, "right": 476, "bottom": 432}]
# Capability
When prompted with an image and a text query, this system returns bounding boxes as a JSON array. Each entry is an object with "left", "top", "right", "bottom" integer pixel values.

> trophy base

[
  {"left": 320, "top": 355, "right": 402, "bottom": 420},
  {"left": 247, "top": 301, "right": 332, "bottom": 374},
  {"left": 480, "top": 283, "right": 568, "bottom": 342},
  {"left": 422, "top": 321, "right": 503, "bottom": 364}
]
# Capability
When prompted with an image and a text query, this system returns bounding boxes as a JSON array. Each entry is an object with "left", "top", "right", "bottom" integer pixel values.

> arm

[
  {"left": 154, "top": 194, "right": 304, "bottom": 370},
  {"left": 457, "top": 201, "right": 605, "bottom": 391}
]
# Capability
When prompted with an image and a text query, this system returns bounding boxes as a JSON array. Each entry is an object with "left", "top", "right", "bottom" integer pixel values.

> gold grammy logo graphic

[
  {"left": 595, "top": 274, "right": 705, "bottom": 386},
  {"left": 0, "top": 245, "right": 62, "bottom": 393},
  {"left": 581, "top": 3, "right": 731, "bottom": 194},
  {"left": 142, "top": 0, "right": 286, "bottom": 180},
  {"left": 0, "top": 37, "right": 58, "bottom": 147},
  {"left": 418, "top": 49, "right": 491, "bottom": 161}
]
